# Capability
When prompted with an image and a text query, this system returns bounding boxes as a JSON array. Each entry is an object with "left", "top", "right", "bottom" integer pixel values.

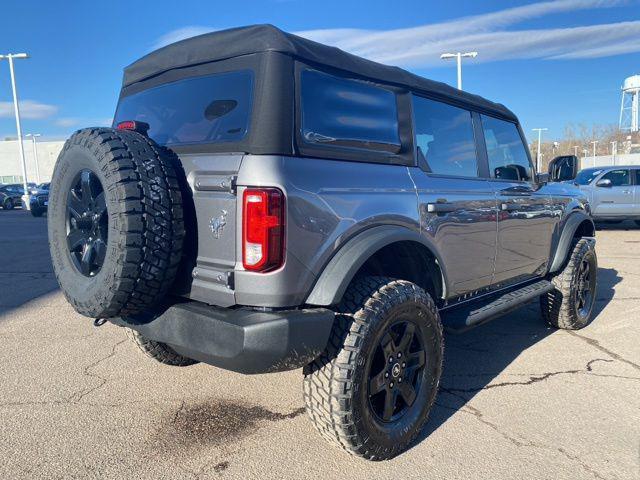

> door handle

[
  {"left": 501, "top": 202, "right": 520, "bottom": 211},
  {"left": 622, "top": 190, "right": 632, "bottom": 194},
  {"left": 426, "top": 201, "right": 456, "bottom": 213}
]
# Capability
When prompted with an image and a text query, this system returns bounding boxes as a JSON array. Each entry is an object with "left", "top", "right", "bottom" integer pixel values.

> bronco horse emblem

[{"left": 209, "top": 210, "right": 228, "bottom": 239}]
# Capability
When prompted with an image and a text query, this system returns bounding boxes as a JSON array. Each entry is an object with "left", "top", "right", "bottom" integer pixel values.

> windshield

[
  {"left": 574, "top": 169, "right": 603, "bottom": 185},
  {"left": 114, "top": 70, "right": 254, "bottom": 147}
]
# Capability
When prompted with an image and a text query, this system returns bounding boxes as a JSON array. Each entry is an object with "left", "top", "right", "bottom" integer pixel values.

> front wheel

[
  {"left": 3, "top": 199, "right": 14, "bottom": 210},
  {"left": 541, "top": 238, "right": 597, "bottom": 330},
  {"left": 303, "top": 277, "right": 443, "bottom": 460}
]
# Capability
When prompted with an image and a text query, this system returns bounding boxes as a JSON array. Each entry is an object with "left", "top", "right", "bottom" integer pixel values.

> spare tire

[{"left": 48, "top": 127, "right": 184, "bottom": 319}]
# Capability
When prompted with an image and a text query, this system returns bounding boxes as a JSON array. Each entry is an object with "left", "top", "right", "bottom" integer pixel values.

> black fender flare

[
  {"left": 305, "top": 225, "right": 448, "bottom": 306},
  {"left": 549, "top": 211, "right": 595, "bottom": 273}
]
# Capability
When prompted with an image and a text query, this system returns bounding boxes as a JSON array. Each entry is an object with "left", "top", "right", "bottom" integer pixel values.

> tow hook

[{"left": 93, "top": 318, "right": 107, "bottom": 327}]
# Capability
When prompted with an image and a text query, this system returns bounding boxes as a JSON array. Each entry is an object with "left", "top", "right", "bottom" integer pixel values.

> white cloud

[
  {"left": 152, "top": 0, "right": 637, "bottom": 68},
  {"left": 53, "top": 117, "right": 113, "bottom": 129},
  {"left": 295, "top": 0, "right": 638, "bottom": 67},
  {"left": 54, "top": 117, "right": 79, "bottom": 128},
  {"left": 0, "top": 100, "right": 58, "bottom": 119},
  {"left": 153, "top": 26, "right": 216, "bottom": 49}
]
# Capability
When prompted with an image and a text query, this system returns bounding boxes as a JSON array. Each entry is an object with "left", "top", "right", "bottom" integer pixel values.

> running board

[{"left": 441, "top": 280, "right": 554, "bottom": 333}]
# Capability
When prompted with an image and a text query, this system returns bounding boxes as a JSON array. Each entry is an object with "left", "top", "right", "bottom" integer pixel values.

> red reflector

[
  {"left": 242, "top": 188, "right": 285, "bottom": 272},
  {"left": 116, "top": 120, "right": 150, "bottom": 134},
  {"left": 116, "top": 120, "right": 136, "bottom": 130}
]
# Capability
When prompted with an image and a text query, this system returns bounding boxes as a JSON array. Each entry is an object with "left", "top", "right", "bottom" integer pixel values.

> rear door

[
  {"left": 592, "top": 169, "right": 633, "bottom": 218},
  {"left": 411, "top": 95, "right": 498, "bottom": 297},
  {"left": 479, "top": 115, "right": 555, "bottom": 286}
]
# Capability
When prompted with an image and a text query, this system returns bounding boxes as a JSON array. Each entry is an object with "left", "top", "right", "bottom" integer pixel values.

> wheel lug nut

[
  {"left": 389, "top": 357, "right": 393, "bottom": 363},
  {"left": 385, "top": 372, "right": 389, "bottom": 378},
  {"left": 389, "top": 382, "right": 394, "bottom": 388},
  {"left": 397, "top": 352, "right": 402, "bottom": 358},
  {"left": 399, "top": 377, "right": 402, "bottom": 383},
  {"left": 402, "top": 363, "right": 406, "bottom": 368}
]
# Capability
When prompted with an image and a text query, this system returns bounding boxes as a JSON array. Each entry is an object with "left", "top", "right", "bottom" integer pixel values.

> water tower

[{"left": 619, "top": 75, "right": 640, "bottom": 132}]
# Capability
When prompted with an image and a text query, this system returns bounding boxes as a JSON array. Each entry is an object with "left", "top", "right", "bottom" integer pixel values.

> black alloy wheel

[
  {"left": 368, "top": 319, "right": 426, "bottom": 423},
  {"left": 66, "top": 169, "right": 108, "bottom": 277},
  {"left": 574, "top": 255, "right": 595, "bottom": 319}
]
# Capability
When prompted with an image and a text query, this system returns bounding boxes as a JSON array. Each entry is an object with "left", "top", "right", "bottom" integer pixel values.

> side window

[
  {"left": 601, "top": 169, "right": 630, "bottom": 186},
  {"left": 300, "top": 70, "right": 400, "bottom": 153},
  {"left": 412, "top": 95, "right": 478, "bottom": 177},
  {"left": 481, "top": 115, "right": 533, "bottom": 182}
]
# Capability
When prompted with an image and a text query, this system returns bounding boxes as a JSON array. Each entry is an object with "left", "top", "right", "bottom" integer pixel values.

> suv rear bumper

[{"left": 111, "top": 302, "right": 335, "bottom": 374}]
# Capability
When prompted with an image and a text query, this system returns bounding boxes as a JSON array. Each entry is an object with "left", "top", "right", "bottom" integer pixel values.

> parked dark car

[
  {"left": 0, "top": 184, "right": 26, "bottom": 210},
  {"left": 47, "top": 25, "right": 597, "bottom": 460},
  {"left": 29, "top": 182, "right": 50, "bottom": 217}
]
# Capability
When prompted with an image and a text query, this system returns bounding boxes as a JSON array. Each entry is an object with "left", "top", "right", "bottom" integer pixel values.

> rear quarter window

[
  {"left": 300, "top": 70, "right": 401, "bottom": 153},
  {"left": 114, "top": 70, "right": 254, "bottom": 147}
]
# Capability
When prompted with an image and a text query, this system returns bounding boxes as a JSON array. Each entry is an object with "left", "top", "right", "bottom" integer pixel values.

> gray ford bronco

[{"left": 48, "top": 25, "right": 597, "bottom": 460}]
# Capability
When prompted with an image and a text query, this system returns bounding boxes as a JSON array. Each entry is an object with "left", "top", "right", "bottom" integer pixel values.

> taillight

[
  {"left": 242, "top": 188, "right": 285, "bottom": 272},
  {"left": 116, "top": 120, "right": 150, "bottom": 135}
]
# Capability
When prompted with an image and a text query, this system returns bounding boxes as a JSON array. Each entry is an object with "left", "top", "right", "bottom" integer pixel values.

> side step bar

[{"left": 441, "top": 280, "right": 554, "bottom": 333}]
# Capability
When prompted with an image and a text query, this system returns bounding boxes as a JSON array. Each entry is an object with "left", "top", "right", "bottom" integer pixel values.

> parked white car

[{"left": 573, "top": 166, "right": 640, "bottom": 224}]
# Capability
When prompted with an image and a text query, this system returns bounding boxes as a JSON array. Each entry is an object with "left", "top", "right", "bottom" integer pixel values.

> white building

[{"left": 0, "top": 139, "right": 65, "bottom": 184}]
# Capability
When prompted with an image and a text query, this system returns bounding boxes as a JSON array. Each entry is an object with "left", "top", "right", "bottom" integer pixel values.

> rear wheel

[
  {"left": 635, "top": 220, "right": 640, "bottom": 227},
  {"left": 3, "top": 198, "right": 14, "bottom": 210},
  {"left": 541, "top": 238, "right": 597, "bottom": 330},
  {"left": 31, "top": 207, "right": 44, "bottom": 217},
  {"left": 303, "top": 277, "right": 443, "bottom": 460},
  {"left": 125, "top": 328, "right": 198, "bottom": 367}
]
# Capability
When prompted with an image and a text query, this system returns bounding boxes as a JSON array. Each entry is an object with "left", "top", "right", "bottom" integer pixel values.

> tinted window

[
  {"left": 601, "top": 169, "right": 630, "bottom": 186},
  {"left": 413, "top": 96, "right": 478, "bottom": 177},
  {"left": 300, "top": 70, "right": 400, "bottom": 153},
  {"left": 481, "top": 115, "right": 532, "bottom": 182},
  {"left": 114, "top": 70, "right": 253, "bottom": 146},
  {"left": 575, "top": 169, "right": 603, "bottom": 185}
]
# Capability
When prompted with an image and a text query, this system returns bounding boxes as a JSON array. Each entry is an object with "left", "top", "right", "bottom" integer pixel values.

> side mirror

[
  {"left": 537, "top": 172, "right": 550, "bottom": 184},
  {"left": 548, "top": 155, "right": 579, "bottom": 182},
  {"left": 596, "top": 178, "right": 612, "bottom": 188}
]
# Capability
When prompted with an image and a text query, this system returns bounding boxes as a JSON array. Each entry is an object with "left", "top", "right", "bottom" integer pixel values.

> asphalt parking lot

[{"left": 0, "top": 209, "right": 638, "bottom": 480}]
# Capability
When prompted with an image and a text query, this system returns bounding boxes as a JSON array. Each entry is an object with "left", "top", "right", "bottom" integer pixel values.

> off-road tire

[
  {"left": 541, "top": 238, "right": 597, "bottom": 330},
  {"left": 125, "top": 328, "right": 198, "bottom": 367},
  {"left": 3, "top": 198, "right": 14, "bottom": 210},
  {"left": 48, "top": 127, "right": 184, "bottom": 319},
  {"left": 303, "top": 276, "right": 443, "bottom": 460}
]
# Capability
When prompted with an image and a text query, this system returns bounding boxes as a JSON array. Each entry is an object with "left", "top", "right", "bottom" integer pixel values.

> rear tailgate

[{"left": 177, "top": 153, "right": 242, "bottom": 307}]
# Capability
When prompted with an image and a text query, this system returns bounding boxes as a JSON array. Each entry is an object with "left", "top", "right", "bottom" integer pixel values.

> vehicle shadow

[
  {"left": 413, "top": 266, "right": 621, "bottom": 449},
  {"left": 595, "top": 220, "right": 640, "bottom": 231},
  {"left": 0, "top": 210, "right": 59, "bottom": 321}
]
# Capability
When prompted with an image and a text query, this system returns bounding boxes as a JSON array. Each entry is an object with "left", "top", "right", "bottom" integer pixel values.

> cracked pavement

[{"left": 1, "top": 210, "right": 639, "bottom": 479}]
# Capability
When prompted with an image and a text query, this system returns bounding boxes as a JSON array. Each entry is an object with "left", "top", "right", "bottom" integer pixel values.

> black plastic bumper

[{"left": 111, "top": 302, "right": 335, "bottom": 374}]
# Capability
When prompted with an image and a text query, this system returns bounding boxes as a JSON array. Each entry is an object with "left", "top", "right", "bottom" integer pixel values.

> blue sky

[{"left": 0, "top": 0, "right": 638, "bottom": 143}]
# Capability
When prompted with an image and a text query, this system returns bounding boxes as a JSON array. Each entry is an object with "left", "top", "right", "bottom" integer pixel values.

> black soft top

[{"left": 124, "top": 24, "right": 516, "bottom": 121}]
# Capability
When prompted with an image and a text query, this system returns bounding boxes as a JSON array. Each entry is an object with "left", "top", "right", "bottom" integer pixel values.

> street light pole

[
  {"left": 532, "top": 128, "right": 548, "bottom": 173},
  {"left": 440, "top": 51, "right": 478, "bottom": 90},
  {"left": 610, "top": 140, "right": 617, "bottom": 165},
  {"left": 591, "top": 140, "right": 598, "bottom": 158},
  {"left": 573, "top": 145, "right": 579, "bottom": 156},
  {"left": 25, "top": 133, "right": 42, "bottom": 183},
  {"left": 0, "top": 53, "right": 30, "bottom": 202}
]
